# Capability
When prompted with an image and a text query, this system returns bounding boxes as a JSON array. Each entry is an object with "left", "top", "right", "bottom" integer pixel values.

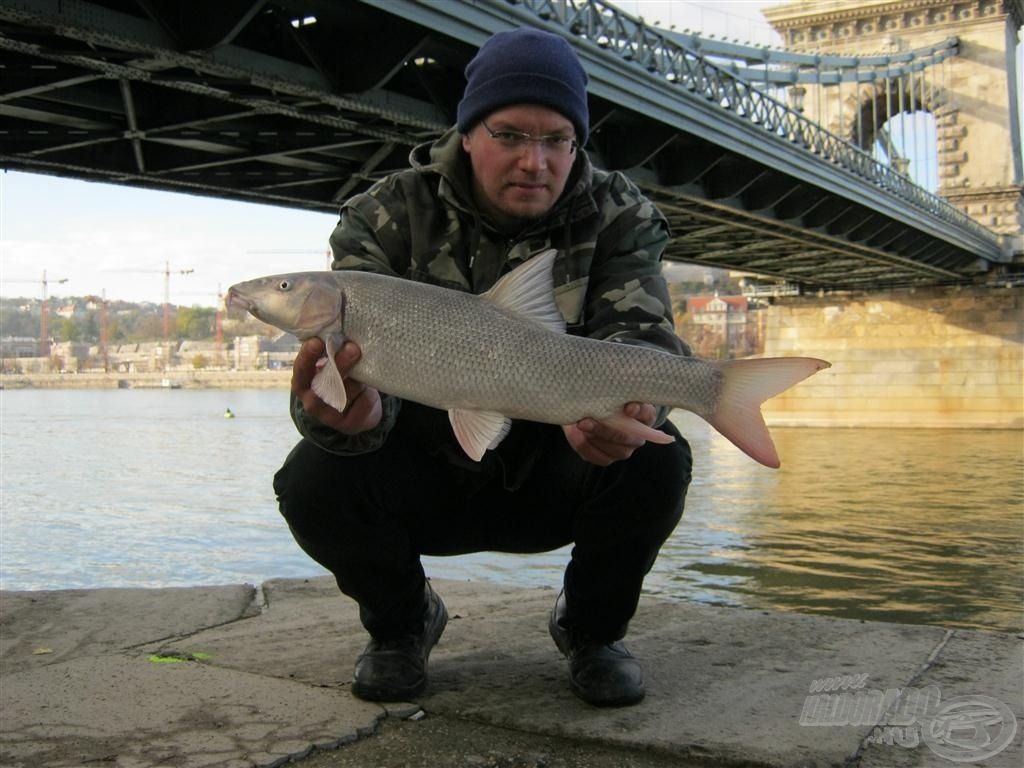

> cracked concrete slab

[
  {"left": 0, "top": 581, "right": 381, "bottom": 768},
  {"left": 0, "top": 653, "right": 380, "bottom": 768},
  {"left": 418, "top": 584, "right": 954, "bottom": 767},
  {"left": 1, "top": 577, "right": 1020, "bottom": 768},
  {"left": 856, "top": 629, "right": 1024, "bottom": 767},
  {"left": 153, "top": 578, "right": 1024, "bottom": 767},
  {"left": 0, "top": 585, "right": 259, "bottom": 670}
]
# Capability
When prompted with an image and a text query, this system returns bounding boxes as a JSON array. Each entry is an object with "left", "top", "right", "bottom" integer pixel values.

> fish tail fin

[{"left": 705, "top": 357, "right": 830, "bottom": 468}]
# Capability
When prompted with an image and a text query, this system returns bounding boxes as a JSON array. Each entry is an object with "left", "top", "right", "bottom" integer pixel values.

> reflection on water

[
  {"left": 2, "top": 391, "right": 1021, "bottom": 632},
  {"left": 648, "top": 413, "right": 1024, "bottom": 633}
]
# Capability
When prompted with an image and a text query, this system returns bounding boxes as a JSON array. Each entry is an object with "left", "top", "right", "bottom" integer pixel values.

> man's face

[{"left": 461, "top": 104, "right": 577, "bottom": 231}]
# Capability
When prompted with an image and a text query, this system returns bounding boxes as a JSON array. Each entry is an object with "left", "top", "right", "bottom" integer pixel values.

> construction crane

[
  {"left": 83, "top": 293, "right": 110, "bottom": 371},
  {"left": 3, "top": 270, "right": 69, "bottom": 356},
  {"left": 108, "top": 261, "right": 193, "bottom": 342}
]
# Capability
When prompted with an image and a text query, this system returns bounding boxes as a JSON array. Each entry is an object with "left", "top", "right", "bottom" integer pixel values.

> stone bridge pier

[
  {"left": 765, "top": 0, "right": 1024, "bottom": 237},
  {"left": 762, "top": 286, "right": 1023, "bottom": 428}
]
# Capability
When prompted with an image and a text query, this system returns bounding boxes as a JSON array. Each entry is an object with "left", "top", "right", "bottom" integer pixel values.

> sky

[{"left": 1, "top": 2, "right": 785, "bottom": 308}]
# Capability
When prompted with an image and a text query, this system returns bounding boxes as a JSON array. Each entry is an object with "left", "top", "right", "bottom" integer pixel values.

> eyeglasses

[{"left": 480, "top": 121, "right": 578, "bottom": 157}]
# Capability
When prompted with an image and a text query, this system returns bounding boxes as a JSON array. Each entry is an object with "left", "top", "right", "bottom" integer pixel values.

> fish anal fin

[
  {"left": 482, "top": 249, "right": 565, "bottom": 334},
  {"left": 311, "top": 333, "right": 348, "bottom": 413},
  {"left": 707, "top": 357, "right": 830, "bottom": 468},
  {"left": 448, "top": 408, "right": 512, "bottom": 461}
]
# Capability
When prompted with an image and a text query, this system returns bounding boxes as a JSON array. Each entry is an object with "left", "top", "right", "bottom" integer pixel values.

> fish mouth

[{"left": 226, "top": 288, "right": 257, "bottom": 317}]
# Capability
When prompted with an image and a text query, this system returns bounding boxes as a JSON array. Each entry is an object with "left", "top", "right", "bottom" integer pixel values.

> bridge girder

[{"left": 0, "top": 0, "right": 1008, "bottom": 291}]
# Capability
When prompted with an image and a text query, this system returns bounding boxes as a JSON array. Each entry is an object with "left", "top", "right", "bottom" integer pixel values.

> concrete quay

[
  {"left": 0, "top": 370, "right": 291, "bottom": 390},
  {"left": 1, "top": 577, "right": 1020, "bottom": 768}
]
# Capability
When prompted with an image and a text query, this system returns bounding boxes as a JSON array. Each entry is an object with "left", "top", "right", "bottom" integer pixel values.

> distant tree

[
  {"left": 0, "top": 295, "right": 232, "bottom": 344},
  {"left": 126, "top": 314, "right": 163, "bottom": 342},
  {"left": 82, "top": 311, "right": 100, "bottom": 341},
  {"left": 108, "top": 316, "right": 125, "bottom": 343},
  {"left": 191, "top": 353, "right": 209, "bottom": 369},
  {"left": 0, "top": 298, "right": 40, "bottom": 338},
  {"left": 176, "top": 306, "right": 216, "bottom": 340},
  {"left": 57, "top": 317, "right": 80, "bottom": 342}
]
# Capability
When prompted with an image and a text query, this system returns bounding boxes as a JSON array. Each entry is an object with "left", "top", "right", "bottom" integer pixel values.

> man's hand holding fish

[
  {"left": 291, "top": 338, "right": 381, "bottom": 435},
  {"left": 562, "top": 402, "right": 658, "bottom": 467}
]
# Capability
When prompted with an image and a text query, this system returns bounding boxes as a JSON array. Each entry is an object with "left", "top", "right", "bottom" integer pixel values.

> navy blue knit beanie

[{"left": 457, "top": 28, "right": 589, "bottom": 141}]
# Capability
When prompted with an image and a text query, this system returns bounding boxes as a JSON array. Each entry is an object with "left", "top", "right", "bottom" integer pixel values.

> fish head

[{"left": 226, "top": 273, "right": 344, "bottom": 339}]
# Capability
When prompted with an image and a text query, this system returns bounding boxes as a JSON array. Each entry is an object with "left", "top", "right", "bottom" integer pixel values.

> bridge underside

[{"left": 0, "top": 0, "right": 1003, "bottom": 290}]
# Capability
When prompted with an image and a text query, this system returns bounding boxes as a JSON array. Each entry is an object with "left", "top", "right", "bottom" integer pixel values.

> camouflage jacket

[{"left": 293, "top": 127, "right": 690, "bottom": 472}]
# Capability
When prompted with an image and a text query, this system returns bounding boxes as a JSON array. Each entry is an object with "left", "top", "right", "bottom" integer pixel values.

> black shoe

[
  {"left": 548, "top": 591, "right": 645, "bottom": 707},
  {"left": 351, "top": 582, "right": 448, "bottom": 701}
]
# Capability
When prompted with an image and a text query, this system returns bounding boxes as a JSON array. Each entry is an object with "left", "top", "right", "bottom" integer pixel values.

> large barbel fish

[{"left": 228, "top": 250, "right": 829, "bottom": 467}]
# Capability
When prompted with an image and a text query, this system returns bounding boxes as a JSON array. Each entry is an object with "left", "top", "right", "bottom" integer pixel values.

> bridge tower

[{"left": 764, "top": 0, "right": 1023, "bottom": 237}]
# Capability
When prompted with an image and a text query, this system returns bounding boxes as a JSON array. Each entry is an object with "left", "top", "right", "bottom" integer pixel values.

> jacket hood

[{"left": 408, "top": 128, "right": 475, "bottom": 203}]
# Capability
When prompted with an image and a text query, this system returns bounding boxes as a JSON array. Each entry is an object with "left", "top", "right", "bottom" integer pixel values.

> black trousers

[{"left": 273, "top": 406, "right": 691, "bottom": 641}]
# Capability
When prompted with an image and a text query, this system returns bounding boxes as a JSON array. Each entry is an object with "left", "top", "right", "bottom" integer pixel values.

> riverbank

[
  {"left": 0, "top": 369, "right": 291, "bottom": 390},
  {"left": 1, "top": 577, "right": 1020, "bottom": 767}
]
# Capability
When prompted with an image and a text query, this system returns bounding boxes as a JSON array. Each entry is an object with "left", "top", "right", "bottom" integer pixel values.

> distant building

[
  {"left": 233, "top": 334, "right": 301, "bottom": 370},
  {"left": 50, "top": 341, "right": 91, "bottom": 371},
  {"left": 179, "top": 340, "right": 228, "bottom": 368},
  {"left": 687, "top": 294, "right": 749, "bottom": 346},
  {"left": 0, "top": 336, "right": 38, "bottom": 359},
  {"left": 679, "top": 293, "right": 766, "bottom": 358}
]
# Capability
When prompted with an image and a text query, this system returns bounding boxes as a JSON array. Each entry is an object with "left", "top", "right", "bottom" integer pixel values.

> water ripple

[{"left": 1, "top": 392, "right": 1020, "bottom": 631}]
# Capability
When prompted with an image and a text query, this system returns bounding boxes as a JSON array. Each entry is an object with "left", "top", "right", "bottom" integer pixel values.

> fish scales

[{"left": 339, "top": 271, "right": 722, "bottom": 425}]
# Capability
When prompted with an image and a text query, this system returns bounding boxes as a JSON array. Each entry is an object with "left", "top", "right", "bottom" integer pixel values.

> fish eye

[{"left": 278, "top": 279, "right": 292, "bottom": 291}]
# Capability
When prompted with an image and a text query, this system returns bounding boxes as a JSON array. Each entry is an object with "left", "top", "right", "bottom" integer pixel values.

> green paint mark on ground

[
  {"left": 148, "top": 651, "right": 211, "bottom": 663},
  {"left": 148, "top": 654, "right": 185, "bottom": 664}
]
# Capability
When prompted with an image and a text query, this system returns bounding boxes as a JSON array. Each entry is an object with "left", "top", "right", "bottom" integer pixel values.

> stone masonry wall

[
  {"left": 762, "top": 285, "right": 1023, "bottom": 428},
  {"left": 764, "top": 0, "right": 1024, "bottom": 236}
]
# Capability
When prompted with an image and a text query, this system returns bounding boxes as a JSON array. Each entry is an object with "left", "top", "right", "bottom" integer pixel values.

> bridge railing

[{"left": 506, "top": 0, "right": 999, "bottom": 247}]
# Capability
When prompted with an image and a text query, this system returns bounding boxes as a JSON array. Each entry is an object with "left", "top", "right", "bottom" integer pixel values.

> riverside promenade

[
  {"left": 0, "top": 370, "right": 292, "bottom": 390},
  {"left": 1, "top": 577, "right": 1020, "bottom": 767}
]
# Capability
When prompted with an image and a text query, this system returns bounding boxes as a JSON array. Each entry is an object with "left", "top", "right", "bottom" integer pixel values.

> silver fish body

[
  {"left": 228, "top": 251, "right": 828, "bottom": 466},
  {"left": 334, "top": 272, "right": 719, "bottom": 423}
]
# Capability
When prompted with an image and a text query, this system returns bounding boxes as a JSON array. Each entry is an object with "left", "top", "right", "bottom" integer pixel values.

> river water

[{"left": 2, "top": 389, "right": 1021, "bottom": 632}]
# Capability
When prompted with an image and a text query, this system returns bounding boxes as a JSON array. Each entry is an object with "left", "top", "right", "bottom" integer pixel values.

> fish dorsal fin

[
  {"left": 448, "top": 408, "right": 512, "bottom": 461},
  {"left": 481, "top": 249, "right": 565, "bottom": 334},
  {"left": 311, "top": 333, "right": 348, "bottom": 412}
]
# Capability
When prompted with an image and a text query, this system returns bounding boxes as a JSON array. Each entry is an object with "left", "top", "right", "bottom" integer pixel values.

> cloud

[{"left": 2, "top": 172, "right": 335, "bottom": 305}]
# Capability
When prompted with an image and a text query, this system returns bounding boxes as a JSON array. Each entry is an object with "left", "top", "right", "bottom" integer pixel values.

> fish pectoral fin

[
  {"left": 448, "top": 409, "right": 512, "bottom": 462},
  {"left": 311, "top": 334, "right": 348, "bottom": 413},
  {"left": 600, "top": 413, "right": 676, "bottom": 445},
  {"left": 482, "top": 249, "right": 565, "bottom": 334}
]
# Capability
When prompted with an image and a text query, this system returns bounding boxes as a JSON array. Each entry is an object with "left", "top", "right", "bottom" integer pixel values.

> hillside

[{"left": 0, "top": 294, "right": 270, "bottom": 343}]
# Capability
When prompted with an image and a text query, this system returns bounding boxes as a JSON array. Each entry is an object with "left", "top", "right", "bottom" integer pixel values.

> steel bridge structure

[{"left": 0, "top": 0, "right": 1013, "bottom": 290}]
